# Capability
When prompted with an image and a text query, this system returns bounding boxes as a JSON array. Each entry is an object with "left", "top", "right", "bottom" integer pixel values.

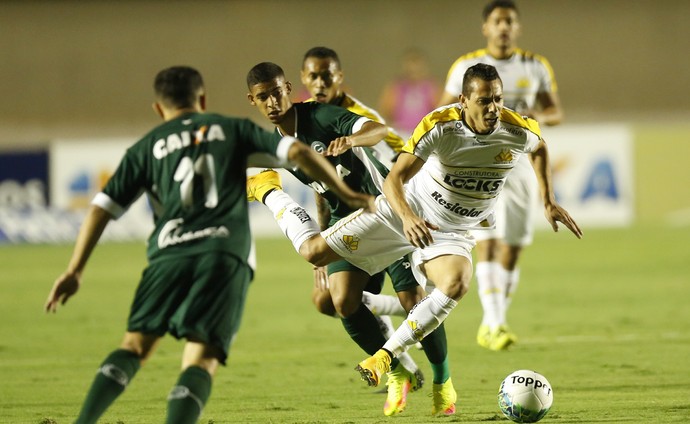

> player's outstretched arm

[
  {"left": 325, "top": 121, "right": 388, "bottom": 156},
  {"left": 45, "top": 205, "right": 112, "bottom": 313},
  {"left": 383, "top": 152, "right": 438, "bottom": 248},
  {"left": 287, "top": 141, "right": 375, "bottom": 212},
  {"left": 530, "top": 140, "right": 583, "bottom": 239}
]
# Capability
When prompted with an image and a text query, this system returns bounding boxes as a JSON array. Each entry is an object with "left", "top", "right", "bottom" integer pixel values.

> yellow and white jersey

[
  {"left": 402, "top": 104, "right": 541, "bottom": 232},
  {"left": 443, "top": 48, "right": 557, "bottom": 114},
  {"left": 307, "top": 93, "right": 405, "bottom": 166}
]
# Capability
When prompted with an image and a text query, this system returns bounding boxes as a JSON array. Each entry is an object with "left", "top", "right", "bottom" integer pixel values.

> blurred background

[{"left": 1, "top": 0, "right": 689, "bottom": 243}]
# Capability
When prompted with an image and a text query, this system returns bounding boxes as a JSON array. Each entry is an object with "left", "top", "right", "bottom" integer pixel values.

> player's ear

[
  {"left": 286, "top": 81, "right": 292, "bottom": 94},
  {"left": 247, "top": 93, "right": 256, "bottom": 106}
]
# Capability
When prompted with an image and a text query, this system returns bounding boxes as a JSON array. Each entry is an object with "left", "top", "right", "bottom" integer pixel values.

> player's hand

[
  {"left": 313, "top": 266, "right": 329, "bottom": 291},
  {"left": 544, "top": 203, "right": 583, "bottom": 239},
  {"left": 325, "top": 137, "right": 353, "bottom": 156},
  {"left": 402, "top": 214, "right": 439, "bottom": 248},
  {"left": 45, "top": 271, "right": 81, "bottom": 313}
]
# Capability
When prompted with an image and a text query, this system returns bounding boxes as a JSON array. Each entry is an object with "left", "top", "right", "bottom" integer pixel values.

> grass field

[{"left": 1, "top": 224, "right": 689, "bottom": 423}]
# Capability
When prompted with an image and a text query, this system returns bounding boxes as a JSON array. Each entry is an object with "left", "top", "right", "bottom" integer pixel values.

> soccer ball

[{"left": 498, "top": 369, "right": 553, "bottom": 423}]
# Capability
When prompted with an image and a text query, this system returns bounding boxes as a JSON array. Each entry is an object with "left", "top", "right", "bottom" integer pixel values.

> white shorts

[
  {"left": 471, "top": 154, "right": 537, "bottom": 246},
  {"left": 322, "top": 195, "right": 476, "bottom": 289}
]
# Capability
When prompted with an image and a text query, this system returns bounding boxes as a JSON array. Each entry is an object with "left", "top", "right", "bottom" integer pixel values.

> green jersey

[
  {"left": 280, "top": 102, "right": 389, "bottom": 224},
  {"left": 93, "top": 112, "right": 287, "bottom": 264}
]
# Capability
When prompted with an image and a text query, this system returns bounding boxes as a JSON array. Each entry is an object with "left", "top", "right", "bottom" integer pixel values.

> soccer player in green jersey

[
  {"left": 44, "top": 65, "right": 372, "bottom": 424},
  {"left": 247, "top": 60, "right": 451, "bottom": 416}
]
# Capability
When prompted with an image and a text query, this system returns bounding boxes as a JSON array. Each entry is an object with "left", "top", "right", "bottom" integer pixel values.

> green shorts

[
  {"left": 385, "top": 257, "right": 418, "bottom": 293},
  {"left": 127, "top": 253, "right": 250, "bottom": 364},
  {"left": 327, "top": 256, "right": 417, "bottom": 294}
]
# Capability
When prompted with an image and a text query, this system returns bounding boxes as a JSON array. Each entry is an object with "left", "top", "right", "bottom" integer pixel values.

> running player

[
  {"left": 438, "top": 0, "right": 565, "bottom": 351},
  {"left": 247, "top": 63, "right": 582, "bottom": 416},
  {"left": 246, "top": 61, "right": 451, "bottom": 416},
  {"left": 44, "top": 65, "right": 369, "bottom": 424}
]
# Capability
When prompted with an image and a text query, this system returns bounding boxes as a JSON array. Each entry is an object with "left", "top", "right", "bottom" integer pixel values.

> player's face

[
  {"left": 301, "top": 57, "right": 343, "bottom": 104},
  {"left": 461, "top": 78, "right": 504, "bottom": 134},
  {"left": 482, "top": 7, "right": 521, "bottom": 50},
  {"left": 247, "top": 77, "right": 293, "bottom": 125}
]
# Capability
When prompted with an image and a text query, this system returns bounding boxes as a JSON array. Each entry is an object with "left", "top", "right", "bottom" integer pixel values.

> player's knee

[
  {"left": 331, "top": 295, "right": 360, "bottom": 318},
  {"left": 299, "top": 237, "right": 332, "bottom": 266},
  {"left": 439, "top": 275, "right": 471, "bottom": 300},
  {"left": 312, "top": 290, "right": 337, "bottom": 317}
]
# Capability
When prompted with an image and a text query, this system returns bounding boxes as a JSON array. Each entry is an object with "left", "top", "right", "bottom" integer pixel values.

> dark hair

[
  {"left": 246, "top": 62, "right": 285, "bottom": 88},
  {"left": 462, "top": 63, "right": 502, "bottom": 97},
  {"left": 482, "top": 0, "right": 518, "bottom": 21},
  {"left": 154, "top": 66, "right": 204, "bottom": 108},
  {"left": 302, "top": 46, "right": 341, "bottom": 70}
]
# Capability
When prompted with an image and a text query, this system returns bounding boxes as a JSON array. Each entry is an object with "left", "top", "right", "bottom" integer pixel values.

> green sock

[
  {"left": 341, "top": 302, "right": 400, "bottom": 369},
  {"left": 419, "top": 323, "right": 450, "bottom": 383},
  {"left": 75, "top": 349, "right": 141, "bottom": 424},
  {"left": 165, "top": 366, "right": 212, "bottom": 424}
]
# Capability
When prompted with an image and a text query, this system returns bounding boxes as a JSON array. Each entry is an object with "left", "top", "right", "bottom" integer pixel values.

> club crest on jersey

[
  {"left": 311, "top": 141, "right": 327, "bottom": 154},
  {"left": 341, "top": 234, "right": 360, "bottom": 252},
  {"left": 494, "top": 149, "right": 514, "bottom": 164}
]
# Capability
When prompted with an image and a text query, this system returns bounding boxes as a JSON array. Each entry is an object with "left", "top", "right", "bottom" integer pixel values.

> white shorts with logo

[
  {"left": 471, "top": 154, "right": 538, "bottom": 246},
  {"left": 322, "top": 195, "right": 476, "bottom": 289}
]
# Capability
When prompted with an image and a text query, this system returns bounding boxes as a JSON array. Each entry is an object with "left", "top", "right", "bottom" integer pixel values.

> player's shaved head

[
  {"left": 302, "top": 46, "right": 341, "bottom": 70},
  {"left": 154, "top": 66, "right": 204, "bottom": 109},
  {"left": 462, "top": 63, "right": 502, "bottom": 97},
  {"left": 246, "top": 62, "right": 286, "bottom": 88}
]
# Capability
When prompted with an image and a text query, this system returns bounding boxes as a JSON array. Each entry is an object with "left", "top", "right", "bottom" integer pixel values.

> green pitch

[{"left": 1, "top": 224, "right": 689, "bottom": 423}]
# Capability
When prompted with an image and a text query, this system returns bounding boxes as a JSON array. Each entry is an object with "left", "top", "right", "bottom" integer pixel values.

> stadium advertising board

[
  {"left": 536, "top": 124, "right": 633, "bottom": 228},
  {"left": 49, "top": 138, "right": 153, "bottom": 242}
]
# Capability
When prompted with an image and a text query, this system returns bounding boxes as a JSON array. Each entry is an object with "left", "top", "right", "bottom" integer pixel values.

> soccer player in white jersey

[
  {"left": 438, "top": 0, "right": 565, "bottom": 351},
  {"left": 247, "top": 63, "right": 582, "bottom": 416}
]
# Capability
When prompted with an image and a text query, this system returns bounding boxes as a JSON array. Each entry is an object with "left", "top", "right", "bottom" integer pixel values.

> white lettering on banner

[{"left": 157, "top": 218, "right": 229, "bottom": 248}]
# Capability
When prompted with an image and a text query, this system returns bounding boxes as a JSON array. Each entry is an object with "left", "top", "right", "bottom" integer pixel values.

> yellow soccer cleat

[
  {"left": 488, "top": 325, "right": 518, "bottom": 351},
  {"left": 246, "top": 169, "right": 282, "bottom": 203},
  {"left": 355, "top": 349, "right": 391, "bottom": 387},
  {"left": 476, "top": 324, "right": 491, "bottom": 349},
  {"left": 431, "top": 377, "right": 457, "bottom": 416},
  {"left": 383, "top": 365, "right": 412, "bottom": 416}
]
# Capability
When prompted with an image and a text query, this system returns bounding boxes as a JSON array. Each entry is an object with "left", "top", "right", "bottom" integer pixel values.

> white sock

[
  {"left": 383, "top": 288, "right": 457, "bottom": 357},
  {"left": 362, "top": 292, "right": 407, "bottom": 317},
  {"left": 476, "top": 261, "right": 505, "bottom": 329},
  {"left": 263, "top": 190, "right": 320, "bottom": 252},
  {"left": 375, "top": 315, "right": 418, "bottom": 373},
  {"left": 504, "top": 268, "right": 520, "bottom": 311}
]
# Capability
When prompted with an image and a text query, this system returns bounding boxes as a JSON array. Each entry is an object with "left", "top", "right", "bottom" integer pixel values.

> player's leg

[
  {"left": 165, "top": 252, "right": 251, "bottom": 424},
  {"left": 495, "top": 156, "right": 537, "bottom": 348},
  {"left": 165, "top": 341, "right": 221, "bottom": 424},
  {"left": 247, "top": 171, "right": 340, "bottom": 265},
  {"left": 74, "top": 332, "right": 160, "bottom": 424},
  {"left": 357, "top": 253, "right": 470, "bottom": 415},
  {"left": 473, "top": 221, "right": 508, "bottom": 349}
]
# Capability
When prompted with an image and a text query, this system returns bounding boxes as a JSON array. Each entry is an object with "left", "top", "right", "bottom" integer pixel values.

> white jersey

[
  {"left": 401, "top": 105, "right": 541, "bottom": 233},
  {"left": 443, "top": 48, "right": 557, "bottom": 115}
]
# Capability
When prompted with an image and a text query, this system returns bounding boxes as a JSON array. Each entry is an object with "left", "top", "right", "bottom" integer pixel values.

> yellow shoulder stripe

[
  {"left": 500, "top": 108, "right": 541, "bottom": 138},
  {"left": 446, "top": 49, "right": 487, "bottom": 80},
  {"left": 403, "top": 107, "right": 462, "bottom": 154}
]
